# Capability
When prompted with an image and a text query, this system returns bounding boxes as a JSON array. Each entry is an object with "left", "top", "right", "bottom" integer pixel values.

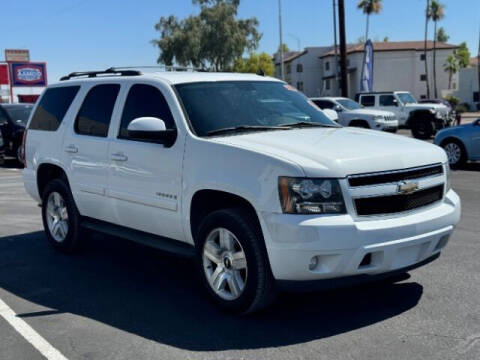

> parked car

[
  {"left": 23, "top": 68, "right": 460, "bottom": 314},
  {"left": 356, "top": 91, "right": 452, "bottom": 139},
  {"left": 310, "top": 97, "right": 398, "bottom": 132},
  {"left": 434, "top": 118, "right": 480, "bottom": 167},
  {"left": 0, "top": 103, "right": 34, "bottom": 163},
  {"left": 0, "top": 128, "right": 5, "bottom": 165}
]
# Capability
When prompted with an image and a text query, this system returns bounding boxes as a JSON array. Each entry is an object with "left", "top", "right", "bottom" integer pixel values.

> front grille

[
  {"left": 355, "top": 185, "right": 444, "bottom": 216},
  {"left": 384, "top": 115, "right": 396, "bottom": 121},
  {"left": 348, "top": 164, "right": 443, "bottom": 187}
]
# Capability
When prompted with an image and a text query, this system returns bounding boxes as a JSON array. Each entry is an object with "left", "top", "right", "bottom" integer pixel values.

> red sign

[
  {"left": 10, "top": 62, "right": 47, "bottom": 87},
  {"left": 0, "top": 64, "right": 9, "bottom": 85}
]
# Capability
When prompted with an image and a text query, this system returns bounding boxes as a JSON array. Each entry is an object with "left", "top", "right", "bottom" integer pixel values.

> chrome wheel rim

[
  {"left": 444, "top": 143, "right": 461, "bottom": 164},
  {"left": 46, "top": 192, "right": 69, "bottom": 243},
  {"left": 202, "top": 228, "right": 247, "bottom": 301}
]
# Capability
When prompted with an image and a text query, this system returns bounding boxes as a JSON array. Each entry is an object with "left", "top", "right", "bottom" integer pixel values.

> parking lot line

[{"left": 0, "top": 297, "right": 68, "bottom": 360}]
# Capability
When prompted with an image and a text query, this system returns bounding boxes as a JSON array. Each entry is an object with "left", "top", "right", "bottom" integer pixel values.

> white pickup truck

[
  {"left": 310, "top": 97, "right": 398, "bottom": 131},
  {"left": 22, "top": 69, "right": 461, "bottom": 313}
]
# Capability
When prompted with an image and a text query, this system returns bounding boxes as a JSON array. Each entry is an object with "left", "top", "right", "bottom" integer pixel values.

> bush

[
  {"left": 443, "top": 95, "right": 460, "bottom": 108},
  {"left": 455, "top": 103, "right": 471, "bottom": 113}
]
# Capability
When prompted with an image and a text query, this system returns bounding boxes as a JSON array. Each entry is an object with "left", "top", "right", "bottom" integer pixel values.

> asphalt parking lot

[{"left": 0, "top": 130, "right": 479, "bottom": 360}]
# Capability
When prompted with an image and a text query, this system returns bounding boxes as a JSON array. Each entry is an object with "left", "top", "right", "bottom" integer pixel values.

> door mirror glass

[
  {"left": 334, "top": 105, "right": 343, "bottom": 112},
  {"left": 127, "top": 117, "right": 176, "bottom": 146}
]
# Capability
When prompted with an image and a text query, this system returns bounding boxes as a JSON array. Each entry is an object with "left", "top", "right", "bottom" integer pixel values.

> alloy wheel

[{"left": 46, "top": 192, "right": 69, "bottom": 243}]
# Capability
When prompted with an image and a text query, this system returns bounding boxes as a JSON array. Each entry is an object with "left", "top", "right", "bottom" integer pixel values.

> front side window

[
  {"left": 379, "top": 95, "right": 396, "bottom": 106},
  {"left": 396, "top": 92, "right": 417, "bottom": 105},
  {"left": 75, "top": 84, "right": 120, "bottom": 137},
  {"left": 29, "top": 86, "right": 80, "bottom": 131},
  {"left": 360, "top": 95, "right": 375, "bottom": 107},
  {"left": 119, "top": 84, "right": 175, "bottom": 139},
  {"left": 175, "top": 81, "right": 337, "bottom": 137}
]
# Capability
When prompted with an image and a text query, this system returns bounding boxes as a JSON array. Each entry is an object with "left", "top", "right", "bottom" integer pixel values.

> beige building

[{"left": 455, "top": 57, "right": 479, "bottom": 110}]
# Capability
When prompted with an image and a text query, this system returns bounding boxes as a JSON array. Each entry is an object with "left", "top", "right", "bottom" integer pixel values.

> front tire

[
  {"left": 195, "top": 208, "right": 275, "bottom": 314},
  {"left": 411, "top": 118, "right": 434, "bottom": 139},
  {"left": 41, "top": 178, "right": 84, "bottom": 253},
  {"left": 442, "top": 140, "right": 466, "bottom": 168}
]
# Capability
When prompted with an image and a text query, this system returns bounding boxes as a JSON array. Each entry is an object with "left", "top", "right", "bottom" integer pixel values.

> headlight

[
  {"left": 278, "top": 177, "right": 346, "bottom": 214},
  {"left": 445, "top": 163, "right": 451, "bottom": 192}
]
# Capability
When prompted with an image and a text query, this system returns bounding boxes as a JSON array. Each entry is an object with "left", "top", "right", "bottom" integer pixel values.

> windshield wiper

[
  {"left": 279, "top": 121, "right": 340, "bottom": 128},
  {"left": 207, "top": 125, "right": 290, "bottom": 136}
]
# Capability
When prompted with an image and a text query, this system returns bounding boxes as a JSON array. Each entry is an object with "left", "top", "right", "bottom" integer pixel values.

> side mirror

[
  {"left": 127, "top": 117, "right": 177, "bottom": 147},
  {"left": 334, "top": 105, "right": 343, "bottom": 112},
  {"left": 392, "top": 99, "right": 399, "bottom": 107}
]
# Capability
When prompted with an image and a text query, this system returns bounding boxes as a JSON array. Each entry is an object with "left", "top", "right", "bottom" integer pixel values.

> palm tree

[
  {"left": 444, "top": 54, "right": 459, "bottom": 89},
  {"left": 424, "top": 0, "right": 431, "bottom": 98},
  {"left": 429, "top": 0, "right": 445, "bottom": 98},
  {"left": 357, "top": 0, "right": 383, "bottom": 41}
]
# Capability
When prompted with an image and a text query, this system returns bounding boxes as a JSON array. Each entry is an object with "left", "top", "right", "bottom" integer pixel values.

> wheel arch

[
  {"left": 348, "top": 119, "right": 370, "bottom": 128},
  {"left": 36, "top": 162, "right": 70, "bottom": 198},
  {"left": 439, "top": 136, "right": 469, "bottom": 159}
]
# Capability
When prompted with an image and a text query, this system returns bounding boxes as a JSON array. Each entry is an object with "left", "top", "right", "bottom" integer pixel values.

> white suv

[
  {"left": 310, "top": 97, "right": 398, "bottom": 131},
  {"left": 22, "top": 68, "right": 461, "bottom": 314}
]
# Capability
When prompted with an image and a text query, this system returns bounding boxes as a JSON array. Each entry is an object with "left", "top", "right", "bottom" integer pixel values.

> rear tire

[
  {"left": 41, "top": 178, "right": 84, "bottom": 253},
  {"left": 195, "top": 208, "right": 276, "bottom": 314}
]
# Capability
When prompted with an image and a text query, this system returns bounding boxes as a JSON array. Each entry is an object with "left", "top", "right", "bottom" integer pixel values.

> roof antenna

[{"left": 256, "top": 68, "right": 265, "bottom": 76}]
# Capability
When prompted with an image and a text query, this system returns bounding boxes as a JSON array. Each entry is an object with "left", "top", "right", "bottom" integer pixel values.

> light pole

[
  {"left": 332, "top": 0, "right": 339, "bottom": 96},
  {"left": 278, "top": 0, "right": 285, "bottom": 81},
  {"left": 338, "top": 0, "right": 348, "bottom": 97}
]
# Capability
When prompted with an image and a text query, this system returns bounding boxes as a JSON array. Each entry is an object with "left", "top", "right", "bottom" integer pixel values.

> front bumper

[
  {"left": 376, "top": 120, "right": 399, "bottom": 131},
  {"left": 261, "top": 189, "right": 460, "bottom": 281}
]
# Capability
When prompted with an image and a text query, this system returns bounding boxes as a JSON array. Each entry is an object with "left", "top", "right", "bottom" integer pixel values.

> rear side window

[
  {"left": 118, "top": 84, "right": 175, "bottom": 139},
  {"left": 379, "top": 95, "right": 396, "bottom": 106},
  {"left": 29, "top": 86, "right": 80, "bottom": 131},
  {"left": 75, "top": 84, "right": 120, "bottom": 137},
  {"left": 360, "top": 95, "right": 375, "bottom": 107}
]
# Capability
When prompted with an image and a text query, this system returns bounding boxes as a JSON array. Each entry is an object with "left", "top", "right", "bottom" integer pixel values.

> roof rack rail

[
  {"left": 59, "top": 67, "right": 141, "bottom": 81},
  {"left": 110, "top": 65, "right": 206, "bottom": 72}
]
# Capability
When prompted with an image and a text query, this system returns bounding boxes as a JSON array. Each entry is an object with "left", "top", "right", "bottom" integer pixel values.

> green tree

[
  {"left": 455, "top": 42, "right": 471, "bottom": 68},
  {"left": 429, "top": 0, "right": 445, "bottom": 98},
  {"left": 357, "top": 0, "right": 383, "bottom": 41},
  {"left": 436, "top": 27, "right": 449, "bottom": 42},
  {"left": 443, "top": 54, "right": 459, "bottom": 89},
  {"left": 233, "top": 52, "right": 274, "bottom": 76},
  {"left": 152, "top": 0, "right": 261, "bottom": 71}
]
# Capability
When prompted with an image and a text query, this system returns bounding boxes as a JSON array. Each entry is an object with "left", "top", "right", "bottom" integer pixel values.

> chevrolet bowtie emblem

[{"left": 397, "top": 181, "right": 419, "bottom": 194}]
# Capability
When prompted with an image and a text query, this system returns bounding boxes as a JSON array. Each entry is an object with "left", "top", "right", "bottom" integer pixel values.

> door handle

[
  {"left": 64, "top": 144, "right": 78, "bottom": 153},
  {"left": 110, "top": 152, "right": 128, "bottom": 162}
]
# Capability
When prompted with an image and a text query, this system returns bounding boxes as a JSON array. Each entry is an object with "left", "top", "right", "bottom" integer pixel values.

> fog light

[{"left": 308, "top": 256, "right": 319, "bottom": 270}]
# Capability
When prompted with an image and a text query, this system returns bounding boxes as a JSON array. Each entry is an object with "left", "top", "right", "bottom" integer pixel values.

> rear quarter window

[{"left": 29, "top": 86, "right": 80, "bottom": 131}]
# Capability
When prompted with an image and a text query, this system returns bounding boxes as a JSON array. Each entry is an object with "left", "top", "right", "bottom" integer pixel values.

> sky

[{"left": 1, "top": 0, "right": 479, "bottom": 83}]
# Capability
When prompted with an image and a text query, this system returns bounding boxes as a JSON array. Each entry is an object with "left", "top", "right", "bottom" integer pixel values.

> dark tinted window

[
  {"left": 119, "top": 84, "right": 175, "bottom": 139},
  {"left": 4, "top": 105, "right": 34, "bottom": 125},
  {"left": 379, "top": 95, "right": 396, "bottom": 106},
  {"left": 29, "top": 86, "right": 80, "bottom": 131},
  {"left": 75, "top": 84, "right": 120, "bottom": 137},
  {"left": 313, "top": 100, "right": 334, "bottom": 109},
  {"left": 360, "top": 95, "right": 375, "bottom": 107}
]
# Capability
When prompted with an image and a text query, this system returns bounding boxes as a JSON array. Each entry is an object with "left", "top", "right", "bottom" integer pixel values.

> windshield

[
  {"left": 175, "top": 81, "right": 338, "bottom": 136},
  {"left": 397, "top": 92, "right": 417, "bottom": 105},
  {"left": 4, "top": 105, "right": 33, "bottom": 125},
  {"left": 336, "top": 98, "right": 362, "bottom": 110}
]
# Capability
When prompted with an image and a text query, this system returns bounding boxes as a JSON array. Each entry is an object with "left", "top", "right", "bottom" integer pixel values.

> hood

[
  {"left": 406, "top": 103, "right": 448, "bottom": 112},
  {"left": 347, "top": 108, "right": 395, "bottom": 117},
  {"left": 211, "top": 127, "right": 446, "bottom": 178}
]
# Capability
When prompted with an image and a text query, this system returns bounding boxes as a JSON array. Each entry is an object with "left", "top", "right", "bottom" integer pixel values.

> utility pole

[
  {"left": 278, "top": 0, "right": 285, "bottom": 81},
  {"left": 332, "top": 0, "right": 339, "bottom": 96},
  {"left": 338, "top": 0, "right": 348, "bottom": 97}
]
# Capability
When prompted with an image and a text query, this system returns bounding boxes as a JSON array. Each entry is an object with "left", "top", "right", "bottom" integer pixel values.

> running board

[{"left": 81, "top": 217, "right": 195, "bottom": 258}]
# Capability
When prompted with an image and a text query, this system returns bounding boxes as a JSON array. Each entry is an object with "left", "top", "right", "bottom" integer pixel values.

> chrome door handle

[
  {"left": 110, "top": 152, "right": 128, "bottom": 162},
  {"left": 64, "top": 144, "right": 78, "bottom": 153}
]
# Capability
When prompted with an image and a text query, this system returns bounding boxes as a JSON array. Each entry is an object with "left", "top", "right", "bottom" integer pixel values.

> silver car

[{"left": 434, "top": 118, "right": 480, "bottom": 167}]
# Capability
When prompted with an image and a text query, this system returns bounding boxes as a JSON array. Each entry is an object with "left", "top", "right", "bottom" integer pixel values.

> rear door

[
  {"left": 62, "top": 83, "right": 121, "bottom": 222},
  {"left": 106, "top": 82, "right": 185, "bottom": 241}
]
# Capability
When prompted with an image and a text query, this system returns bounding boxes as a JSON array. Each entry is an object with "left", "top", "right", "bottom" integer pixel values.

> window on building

[
  {"left": 75, "top": 84, "right": 120, "bottom": 137},
  {"left": 325, "top": 79, "right": 331, "bottom": 90},
  {"left": 379, "top": 94, "right": 396, "bottom": 106},
  {"left": 474, "top": 91, "right": 479, "bottom": 102},
  {"left": 420, "top": 54, "right": 426, "bottom": 61},
  {"left": 296, "top": 64, "right": 303, "bottom": 73},
  {"left": 360, "top": 95, "right": 375, "bottom": 107},
  {"left": 119, "top": 84, "right": 175, "bottom": 139},
  {"left": 286, "top": 64, "right": 291, "bottom": 74},
  {"left": 29, "top": 86, "right": 80, "bottom": 131},
  {"left": 325, "top": 61, "right": 330, "bottom": 71},
  {"left": 420, "top": 74, "right": 427, "bottom": 81},
  {"left": 296, "top": 82, "right": 304, "bottom": 91}
]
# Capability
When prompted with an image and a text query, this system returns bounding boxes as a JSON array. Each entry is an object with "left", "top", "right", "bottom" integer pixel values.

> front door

[
  {"left": 378, "top": 94, "right": 404, "bottom": 124},
  {"left": 62, "top": 83, "right": 120, "bottom": 222},
  {"left": 107, "top": 83, "right": 185, "bottom": 241}
]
